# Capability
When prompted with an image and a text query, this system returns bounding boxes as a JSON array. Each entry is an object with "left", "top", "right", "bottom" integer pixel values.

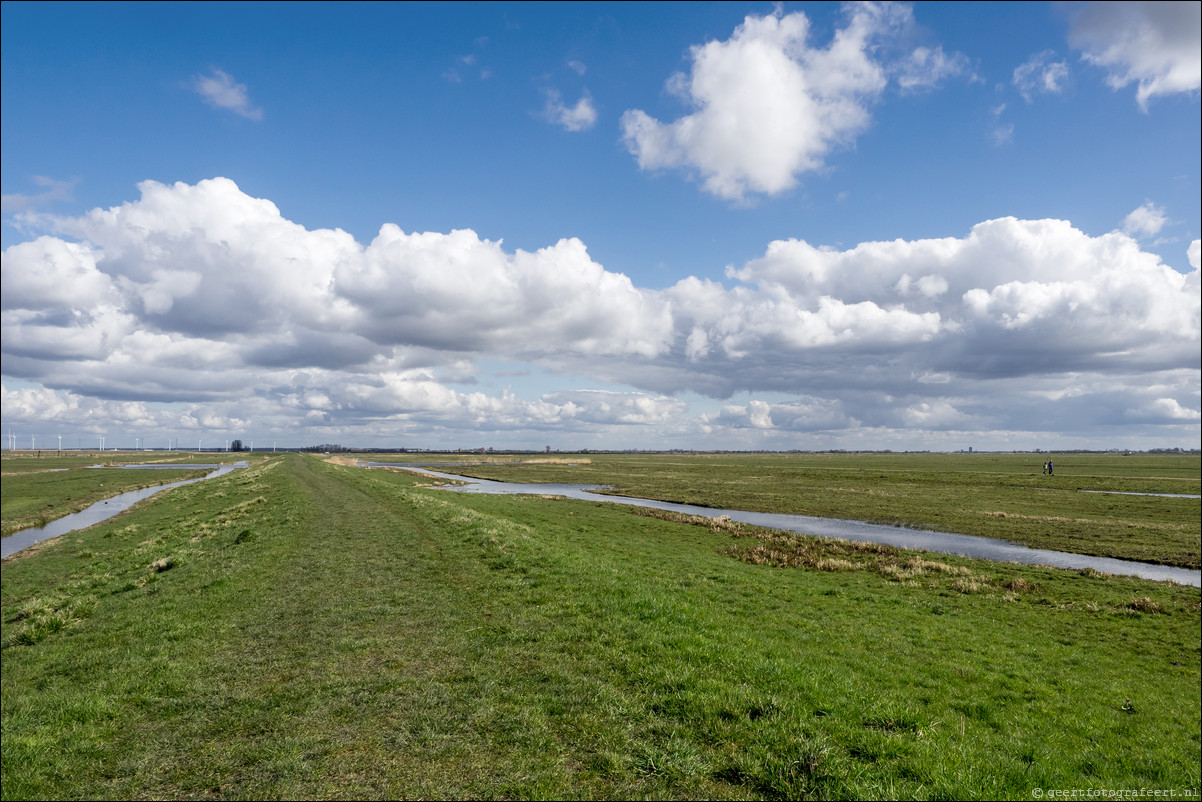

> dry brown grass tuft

[
  {"left": 150, "top": 556, "right": 176, "bottom": 573},
  {"left": 1004, "top": 577, "right": 1039, "bottom": 593},
  {"left": 1125, "top": 596, "right": 1165, "bottom": 614},
  {"left": 815, "top": 558, "right": 858, "bottom": 572},
  {"left": 952, "top": 577, "right": 985, "bottom": 594}
]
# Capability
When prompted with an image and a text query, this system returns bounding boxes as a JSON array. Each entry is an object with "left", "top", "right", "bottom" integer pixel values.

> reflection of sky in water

[{"left": 400, "top": 467, "right": 1201, "bottom": 588}]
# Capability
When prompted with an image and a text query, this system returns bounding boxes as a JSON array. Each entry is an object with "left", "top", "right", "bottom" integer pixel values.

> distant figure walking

[{"left": 1047, "top": 460, "right": 1053, "bottom": 475}]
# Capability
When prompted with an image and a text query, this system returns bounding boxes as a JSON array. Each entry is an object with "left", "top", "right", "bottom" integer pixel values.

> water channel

[
  {"left": 387, "top": 466, "right": 1201, "bottom": 588},
  {"left": 1, "top": 462, "right": 248, "bottom": 560}
]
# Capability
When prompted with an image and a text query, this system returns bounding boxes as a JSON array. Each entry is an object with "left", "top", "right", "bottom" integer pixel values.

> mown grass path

[{"left": 2, "top": 455, "right": 1199, "bottom": 799}]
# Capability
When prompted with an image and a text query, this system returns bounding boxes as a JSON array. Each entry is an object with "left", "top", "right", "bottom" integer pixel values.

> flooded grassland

[
  {"left": 374, "top": 451, "right": 1200, "bottom": 569},
  {"left": 2, "top": 453, "right": 1198, "bottom": 799}
]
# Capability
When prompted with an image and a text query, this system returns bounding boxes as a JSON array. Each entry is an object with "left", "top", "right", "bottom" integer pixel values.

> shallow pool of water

[{"left": 403, "top": 468, "right": 1201, "bottom": 588}]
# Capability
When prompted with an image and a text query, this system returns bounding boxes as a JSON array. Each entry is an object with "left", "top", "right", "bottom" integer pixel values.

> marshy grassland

[
  {"left": 1, "top": 452, "right": 1199, "bottom": 800},
  {"left": 3, "top": 466, "right": 202, "bottom": 539},
  {"left": 1, "top": 450, "right": 250, "bottom": 472},
  {"left": 388, "top": 451, "right": 1202, "bottom": 569},
  {"left": 1, "top": 452, "right": 256, "bottom": 539}
]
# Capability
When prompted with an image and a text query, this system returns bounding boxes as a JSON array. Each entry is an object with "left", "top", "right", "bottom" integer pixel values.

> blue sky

[{"left": 3, "top": 1, "right": 1199, "bottom": 451}]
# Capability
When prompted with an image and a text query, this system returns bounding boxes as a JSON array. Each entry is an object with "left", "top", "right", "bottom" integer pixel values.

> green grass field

[{"left": 2, "top": 453, "right": 1199, "bottom": 800}]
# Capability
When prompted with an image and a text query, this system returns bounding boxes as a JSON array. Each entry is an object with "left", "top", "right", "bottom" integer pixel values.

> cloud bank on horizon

[
  {"left": 4, "top": 177, "right": 1198, "bottom": 449},
  {"left": 2, "top": 1, "right": 1199, "bottom": 451}
]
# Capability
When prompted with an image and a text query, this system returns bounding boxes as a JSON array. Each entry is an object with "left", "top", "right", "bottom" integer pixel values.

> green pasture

[
  {"left": 2, "top": 454, "right": 1198, "bottom": 800},
  {"left": 380, "top": 451, "right": 1201, "bottom": 569}
]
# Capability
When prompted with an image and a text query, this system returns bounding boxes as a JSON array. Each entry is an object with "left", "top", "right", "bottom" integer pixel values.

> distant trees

[{"left": 230, "top": 439, "right": 246, "bottom": 452}]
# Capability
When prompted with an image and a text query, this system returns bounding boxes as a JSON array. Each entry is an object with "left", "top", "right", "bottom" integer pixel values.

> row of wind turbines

[{"left": 5, "top": 431, "right": 277, "bottom": 452}]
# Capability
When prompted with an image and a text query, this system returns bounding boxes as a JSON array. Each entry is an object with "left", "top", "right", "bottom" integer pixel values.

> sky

[{"left": 2, "top": 1, "right": 1199, "bottom": 452}]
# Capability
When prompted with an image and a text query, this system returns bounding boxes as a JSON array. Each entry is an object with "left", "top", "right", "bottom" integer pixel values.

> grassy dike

[{"left": 2, "top": 454, "right": 1199, "bottom": 800}]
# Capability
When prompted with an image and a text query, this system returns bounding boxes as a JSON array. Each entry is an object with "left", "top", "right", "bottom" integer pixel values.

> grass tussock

[
  {"left": 150, "top": 556, "right": 177, "bottom": 573},
  {"left": 1004, "top": 577, "right": 1040, "bottom": 593},
  {"left": 1126, "top": 596, "right": 1165, "bottom": 615},
  {"left": 5, "top": 592, "right": 97, "bottom": 647}
]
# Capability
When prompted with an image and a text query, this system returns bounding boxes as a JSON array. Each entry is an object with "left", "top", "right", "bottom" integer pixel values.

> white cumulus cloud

[
  {"left": 620, "top": 4, "right": 969, "bottom": 201},
  {"left": 620, "top": 5, "right": 896, "bottom": 201},
  {"left": 1069, "top": 1, "right": 1202, "bottom": 110}
]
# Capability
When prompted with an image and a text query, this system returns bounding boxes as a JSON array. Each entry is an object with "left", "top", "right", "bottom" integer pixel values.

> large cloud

[
  {"left": 339, "top": 224, "right": 671, "bottom": 358},
  {"left": 656, "top": 217, "right": 1199, "bottom": 400},
  {"left": 2, "top": 178, "right": 1198, "bottom": 448},
  {"left": 620, "top": 3, "right": 968, "bottom": 201},
  {"left": 1069, "top": 1, "right": 1202, "bottom": 109}
]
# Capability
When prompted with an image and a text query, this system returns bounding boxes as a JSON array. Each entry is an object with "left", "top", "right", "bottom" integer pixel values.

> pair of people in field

[{"left": 1043, "top": 460, "right": 1054, "bottom": 475}]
